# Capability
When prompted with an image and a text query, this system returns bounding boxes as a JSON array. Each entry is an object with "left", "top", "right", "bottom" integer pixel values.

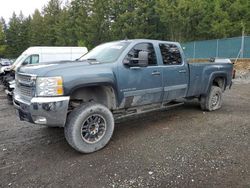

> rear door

[{"left": 159, "top": 43, "right": 189, "bottom": 101}]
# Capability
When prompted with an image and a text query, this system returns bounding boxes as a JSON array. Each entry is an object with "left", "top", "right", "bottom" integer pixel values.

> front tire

[
  {"left": 200, "top": 86, "right": 223, "bottom": 111},
  {"left": 64, "top": 102, "right": 114, "bottom": 153}
]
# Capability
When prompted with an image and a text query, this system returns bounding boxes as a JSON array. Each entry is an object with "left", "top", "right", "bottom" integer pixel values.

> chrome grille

[
  {"left": 16, "top": 85, "right": 33, "bottom": 97},
  {"left": 16, "top": 74, "right": 32, "bottom": 83},
  {"left": 15, "top": 73, "right": 35, "bottom": 98}
]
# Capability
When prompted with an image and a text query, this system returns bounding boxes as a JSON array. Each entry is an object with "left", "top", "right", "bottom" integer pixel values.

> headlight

[{"left": 36, "top": 77, "right": 63, "bottom": 96}]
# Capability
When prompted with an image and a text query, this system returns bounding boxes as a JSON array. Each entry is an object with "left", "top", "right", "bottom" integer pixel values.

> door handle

[
  {"left": 179, "top": 70, "right": 187, "bottom": 73},
  {"left": 151, "top": 71, "right": 161, "bottom": 76}
]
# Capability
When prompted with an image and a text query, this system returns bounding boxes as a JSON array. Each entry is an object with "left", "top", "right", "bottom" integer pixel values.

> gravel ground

[
  {"left": 0, "top": 83, "right": 249, "bottom": 188},
  {"left": 234, "top": 70, "right": 250, "bottom": 84}
]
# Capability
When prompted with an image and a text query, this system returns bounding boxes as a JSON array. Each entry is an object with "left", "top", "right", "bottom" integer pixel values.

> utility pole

[
  {"left": 240, "top": 25, "right": 245, "bottom": 58},
  {"left": 216, "top": 39, "right": 219, "bottom": 58},
  {"left": 193, "top": 42, "right": 196, "bottom": 59}
]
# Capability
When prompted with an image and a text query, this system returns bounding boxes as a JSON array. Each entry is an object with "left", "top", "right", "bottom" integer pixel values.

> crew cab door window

[
  {"left": 159, "top": 43, "right": 188, "bottom": 101},
  {"left": 159, "top": 44, "right": 182, "bottom": 65},
  {"left": 23, "top": 55, "right": 39, "bottom": 65},
  {"left": 126, "top": 43, "right": 157, "bottom": 66}
]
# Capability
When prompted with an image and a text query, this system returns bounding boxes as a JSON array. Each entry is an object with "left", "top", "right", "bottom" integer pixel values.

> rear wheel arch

[
  {"left": 212, "top": 76, "right": 226, "bottom": 90},
  {"left": 205, "top": 73, "right": 227, "bottom": 95}
]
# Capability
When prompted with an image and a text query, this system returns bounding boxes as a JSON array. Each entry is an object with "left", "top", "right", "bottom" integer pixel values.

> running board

[{"left": 113, "top": 101, "right": 184, "bottom": 120}]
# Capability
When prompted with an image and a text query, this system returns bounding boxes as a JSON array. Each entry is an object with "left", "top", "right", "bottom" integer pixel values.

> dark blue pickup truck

[{"left": 13, "top": 39, "right": 233, "bottom": 153}]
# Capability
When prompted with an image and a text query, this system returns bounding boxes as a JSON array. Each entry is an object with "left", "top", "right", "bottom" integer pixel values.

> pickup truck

[{"left": 13, "top": 39, "right": 233, "bottom": 153}]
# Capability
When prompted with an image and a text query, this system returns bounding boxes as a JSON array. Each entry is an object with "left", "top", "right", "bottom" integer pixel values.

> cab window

[
  {"left": 159, "top": 43, "right": 182, "bottom": 65},
  {"left": 23, "top": 55, "right": 39, "bottom": 65},
  {"left": 125, "top": 43, "right": 157, "bottom": 66}
]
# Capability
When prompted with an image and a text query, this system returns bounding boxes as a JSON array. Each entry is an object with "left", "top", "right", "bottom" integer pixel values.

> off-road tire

[
  {"left": 200, "top": 86, "right": 222, "bottom": 111},
  {"left": 64, "top": 102, "right": 114, "bottom": 153}
]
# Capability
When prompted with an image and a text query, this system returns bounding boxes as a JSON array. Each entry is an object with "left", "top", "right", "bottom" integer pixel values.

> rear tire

[
  {"left": 200, "top": 86, "right": 222, "bottom": 111},
  {"left": 64, "top": 102, "right": 114, "bottom": 153}
]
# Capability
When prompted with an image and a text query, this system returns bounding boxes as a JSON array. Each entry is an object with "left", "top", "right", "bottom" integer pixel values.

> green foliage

[
  {"left": 42, "top": 0, "right": 62, "bottom": 45},
  {"left": 29, "top": 9, "right": 46, "bottom": 46},
  {"left": 5, "top": 12, "right": 30, "bottom": 58},
  {"left": 0, "top": 22, "right": 5, "bottom": 44},
  {"left": 0, "top": 20, "right": 6, "bottom": 57},
  {"left": 2, "top": 0, "right": 250, "bottom": 57}
]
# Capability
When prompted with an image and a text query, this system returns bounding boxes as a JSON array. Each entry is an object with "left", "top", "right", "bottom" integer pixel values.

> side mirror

[
  {"left": 123, "top": 51, "right": 149, "bottom": 67},
  {"left": 138, "top": 51, "right": 149, "bottom": 66},
  {"left": 22, "top": 61, "right": 29, "bottom": 66}
]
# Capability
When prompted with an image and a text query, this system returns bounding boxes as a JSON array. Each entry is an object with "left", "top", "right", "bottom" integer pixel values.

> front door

[
  {"left": 158, "top": 43, "right": 189, "bottom": 101},
  {"left": 117, "top": 42, "right": 163, "bottom": 108}
]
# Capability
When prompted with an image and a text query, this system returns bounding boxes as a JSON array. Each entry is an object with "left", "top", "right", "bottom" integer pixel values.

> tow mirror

[
  {"left": 137, "top": 51, "right": 149, "bottom": 66},
  {"left": 123, "top": 51, "right": 149, "bottom": 67},
  {"left": 22, "top": 61, "right": 29, "bottom": 65}
]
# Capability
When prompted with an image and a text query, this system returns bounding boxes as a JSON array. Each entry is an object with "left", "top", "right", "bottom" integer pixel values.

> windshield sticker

[{"left": 110, "top": 46, "right": 123, "bottom": 49}]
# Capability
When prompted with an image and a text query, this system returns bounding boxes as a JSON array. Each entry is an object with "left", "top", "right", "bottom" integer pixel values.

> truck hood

[{"left": 17, "top": 61, "right": 92, "bottom": 76}]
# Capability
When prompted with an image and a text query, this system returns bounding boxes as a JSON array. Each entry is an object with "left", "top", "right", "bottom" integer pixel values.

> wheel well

[
  {"left": 69, "top": 86, "right": 117, "bottom": 110},
  {"left": 212, "top": 77, "right": 226, "bottom": 90}
]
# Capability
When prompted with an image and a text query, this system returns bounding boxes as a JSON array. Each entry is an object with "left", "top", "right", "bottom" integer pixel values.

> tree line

[{"left": 0, "top": 0, "right": 249, "bottom": 58}]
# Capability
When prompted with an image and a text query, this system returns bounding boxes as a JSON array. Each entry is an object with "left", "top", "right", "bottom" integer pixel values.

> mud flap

[{"left": 229, "top": 81, "right": 233, "bottom": 89}]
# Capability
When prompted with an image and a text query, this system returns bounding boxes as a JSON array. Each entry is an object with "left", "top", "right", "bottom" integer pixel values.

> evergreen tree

[
  {"left": 0, "top": 18, "right": 7, "bottom": 57},
  {"left": 29, "top": 9, "right": 46, "bottom": 46},
  {"left": 0, "top": 19, "right": 5, "bottom": 44},
  {"left": 110, "top": 0, "right": 161, "bottom": 40},
  {"left": 1, "top": 0, "right": 250, "bottom": 57},
  {"left": 55, "top": 7, "right": 74, "bottom": 46},
  {"left": 85, "top": 0, "right": 113, "bottom": 48},
  {"left": 69, "top": 0, "right": 90, "bottom": 47},
  {"left": 42, "top": 0, "right": 62, "bottom": 45},
  {"left": 5, "top": 12, "right": 21, "bottom": 57}
]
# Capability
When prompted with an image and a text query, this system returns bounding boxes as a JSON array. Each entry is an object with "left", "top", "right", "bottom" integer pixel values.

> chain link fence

[{"left": 182, "top": 36, "right": 250, "bottom": 59}]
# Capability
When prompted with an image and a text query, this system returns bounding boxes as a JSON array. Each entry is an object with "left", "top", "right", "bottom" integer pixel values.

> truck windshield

[{"left": 80, "top": 41, "right": 131, "bottom": 63}]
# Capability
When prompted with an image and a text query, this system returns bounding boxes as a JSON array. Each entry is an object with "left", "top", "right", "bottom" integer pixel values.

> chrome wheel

[{"left": 81, "top": 114, "right": 107, "bottom": 144}]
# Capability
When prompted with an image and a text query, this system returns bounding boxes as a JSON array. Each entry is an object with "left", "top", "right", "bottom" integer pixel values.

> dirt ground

[{"left": 0, "top": 83, "right": 249, "bottom": 188}]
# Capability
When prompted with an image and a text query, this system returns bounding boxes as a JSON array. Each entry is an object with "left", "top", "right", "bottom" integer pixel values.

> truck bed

[{"left": 186, "top": 62, "right": 233, "bottom": 97}]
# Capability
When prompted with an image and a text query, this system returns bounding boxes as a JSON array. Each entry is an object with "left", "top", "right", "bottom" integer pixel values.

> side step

[{"left": 113, "top": 101, "right": 184, "bottom": 120}]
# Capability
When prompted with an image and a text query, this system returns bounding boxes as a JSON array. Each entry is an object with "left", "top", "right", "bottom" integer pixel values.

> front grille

[
  {"left": 16, "top": 74, "right": 32, "bottom": 83},
  {"left": 15, "top": 73, "right": 35, "bottom": 98},
  {"left": 16, "top": 85, "right": 33, "bottom": 97}
]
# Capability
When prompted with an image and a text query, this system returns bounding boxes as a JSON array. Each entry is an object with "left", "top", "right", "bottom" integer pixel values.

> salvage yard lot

[{"left": 0, "top": 84, "right": 249, "bottom": 188}]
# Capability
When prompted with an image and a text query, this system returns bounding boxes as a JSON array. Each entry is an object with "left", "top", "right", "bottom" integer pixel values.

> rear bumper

[{"left": 13, "top": 95, "right": 70, "bottom": 127}]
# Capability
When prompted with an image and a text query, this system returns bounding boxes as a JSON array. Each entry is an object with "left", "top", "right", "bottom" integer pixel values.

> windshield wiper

[
  {"left": 87, "top": 58, "right": 97, "bottom": 61},
  {"left": 87, "top": 58, "right": 101, "bottom": 64}
]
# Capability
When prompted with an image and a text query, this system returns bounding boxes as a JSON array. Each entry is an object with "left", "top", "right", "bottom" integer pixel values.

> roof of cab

[{"left": 108, "top": 39, "right": 180, "bottom": 46}]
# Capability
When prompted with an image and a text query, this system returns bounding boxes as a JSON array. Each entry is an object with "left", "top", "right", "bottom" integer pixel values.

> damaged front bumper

[{"left": 13, "top": 94, "right": 70, "bottom": 127}]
